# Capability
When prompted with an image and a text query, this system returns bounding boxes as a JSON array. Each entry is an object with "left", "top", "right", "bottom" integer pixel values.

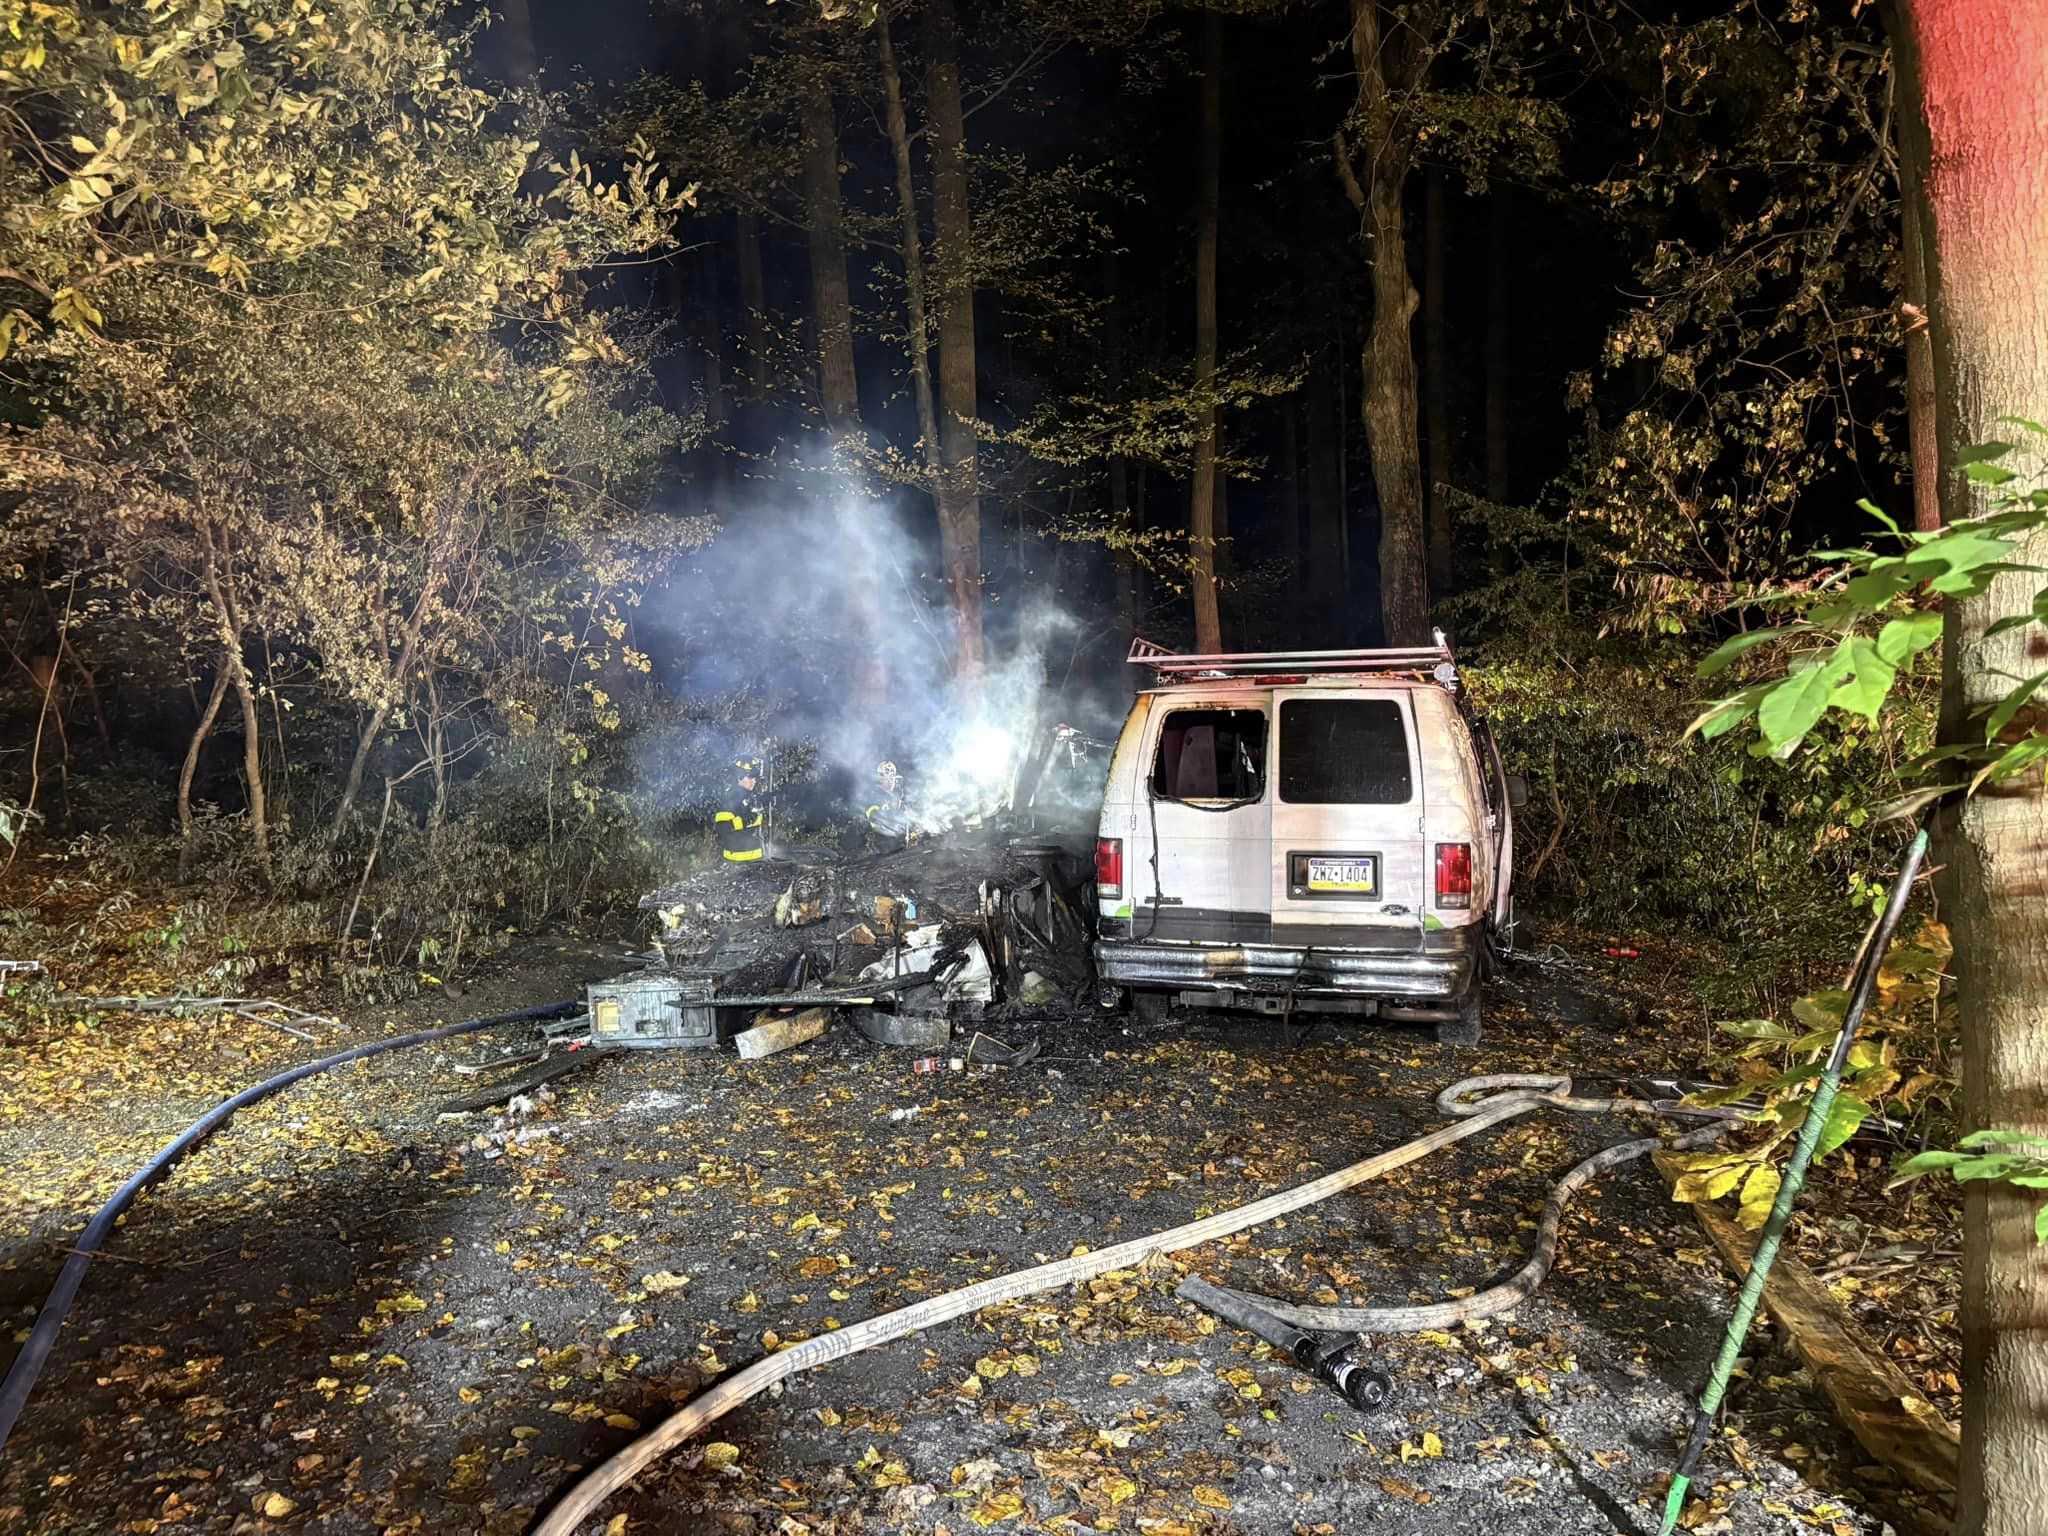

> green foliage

[
  {"left": 1894, "top": 1133, "right": 2048, "bottom": 1246},
  {"left": 1689, "top": 432, "right": 2048, "bottom": 800},
  {"left": 1560, "top": 2, "right": 1898, "bottom": 642},
  {"left": 1687, "top": 437, "right": 2048, "bottom": 1233},
  {"left": 0, "top": 0, "right": 709, "bottom": 896},
  {"left": 1677, "top": 920, "right": 1954, "bottom": 1219}
]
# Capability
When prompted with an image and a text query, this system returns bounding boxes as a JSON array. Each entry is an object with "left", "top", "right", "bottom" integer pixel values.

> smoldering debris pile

[{"left": 601, "top": 833, "right": 1098, "bottom": 1057}]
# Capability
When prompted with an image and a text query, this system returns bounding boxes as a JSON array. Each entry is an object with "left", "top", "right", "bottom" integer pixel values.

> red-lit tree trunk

[
  {"left": 1340, "top": 0, "right": 1429, "bottom": 645},
  {"left": 926, "top": 0, "right": 985, "bottom": 680},
  {"left": 1895, "top": 7, "right": 2048, "bottom": 1534},
  {"left": 1188, "top": 11, "right": 1223, "bottom": 654}
]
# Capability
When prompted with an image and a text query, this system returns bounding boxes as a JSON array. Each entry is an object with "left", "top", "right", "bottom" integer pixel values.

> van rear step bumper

[{"left": 1095, "top": 925, "right": 1477, "bottom": 1002}]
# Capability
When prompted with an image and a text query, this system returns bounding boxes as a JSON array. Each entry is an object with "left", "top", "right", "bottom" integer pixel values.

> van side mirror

[{"left": 1505, "top": 773, "right": 1530, "bottom": 810}]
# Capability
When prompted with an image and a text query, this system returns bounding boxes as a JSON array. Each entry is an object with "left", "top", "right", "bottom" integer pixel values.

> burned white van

[{"left": 1092, "top": 635, "right": 1520, "bottom": 1043}]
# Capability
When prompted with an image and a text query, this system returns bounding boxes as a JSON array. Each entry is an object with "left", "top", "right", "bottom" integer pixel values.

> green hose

[{"left": 1658, "top": 822, "right": 1932, "bottom": 1535}]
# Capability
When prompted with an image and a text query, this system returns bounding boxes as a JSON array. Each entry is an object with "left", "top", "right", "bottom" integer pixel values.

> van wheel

[
  {"left": 1435, "top": 992, "right": 1483, "bottom": 1047},
  {"left": 1130, "top": 990, "right": 1174, "bottom": 1028}
]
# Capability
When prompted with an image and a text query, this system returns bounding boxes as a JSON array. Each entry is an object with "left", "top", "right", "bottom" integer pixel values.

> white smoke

[{"left": 637, "top": 470, "right": 1096, "bottom": 835}]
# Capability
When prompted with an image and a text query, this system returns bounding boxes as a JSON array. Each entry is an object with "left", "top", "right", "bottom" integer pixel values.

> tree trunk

[
  {"left": 1423, "top": 168, "right": 1453, "bottom": 596},
  {"left": 925, "top": 0, "right": 985, "bottom": 679},
  {"left": 878, "top": 14, "right": 946, "bottom": 498},
  {"left": 1895, "top": 7, "right": 2048, "bottom": 1535},
  {"left": 735, "top": 210, "right": 769, "bottom": 397},
  {"left": 799, "top": 75, "right": 861, "bottom": 440},
  {"left": 176, "top": 658, "right": 230, "bottom": 881},
  {"left": 1486, "top": 186, "right": 1511, "bottom": 503},
  {"left": 1187, "top": 10, "right": 1224, "bottom": 654},
  {"left": 1894, "top": 84, "right": 1943, "bottom": 535},
  {"left": 1343, "top": 0, "right": 1430, "bottom": 646},
  {"left": 197, "top": 526, "right": 268, "bottom": 872}
]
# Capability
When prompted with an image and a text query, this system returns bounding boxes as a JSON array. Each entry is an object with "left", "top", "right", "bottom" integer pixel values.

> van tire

[
  {"left": 1130, "top": 989, "right": 1174, "bottom": 1027},
  {"left": 1435, "top": 992, "right": 1483, "bottom": 1047}
]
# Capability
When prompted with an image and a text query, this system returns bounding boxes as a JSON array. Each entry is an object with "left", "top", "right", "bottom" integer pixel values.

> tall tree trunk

[
  {"left": 1423, "top": 168, "right": 1453, "bottom": 596},
  {"left": 176, "top": 658, "right": 230, "bottom": 881},
  {"left": 1342, "top": 0, "right": 1429, "bottom": 645},
  {"left": 1187, "top": 11, "right": 1224, "bottom": 654},
  {"left": 878, "top": 14, "right": 946, "bottom": 499},
  {"left": 1306, "top": 351, "right": 1347, "bottom": 619},
  {"left": 799, "top": 75, "right": 861, "bottom": 440},
  {"left": 736, "top": 210, "right": 769, "bottom": 397},
  {"left": 1486, "top": 186, "right": 1511, "bottom": 503},
  {"left": 925, "top": 0, "right": 985, "bottom": 679},
  {"left": 1895, "top": 7, "right": 2048, "bottom": 1536}
]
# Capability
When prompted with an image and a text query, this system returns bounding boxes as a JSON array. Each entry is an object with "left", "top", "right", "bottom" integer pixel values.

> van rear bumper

[{"left": 1095, "top": 920, "right": 1478, "bottom": 1002}]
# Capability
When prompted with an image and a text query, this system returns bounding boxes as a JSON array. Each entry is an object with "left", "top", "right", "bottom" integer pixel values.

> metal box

[{"left": 587, "top": 970, "right": 721, "bottom": 1048}]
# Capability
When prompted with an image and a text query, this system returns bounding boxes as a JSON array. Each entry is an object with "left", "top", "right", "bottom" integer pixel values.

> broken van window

[
  {"left": 1151, "top": 708, "right": 1267, "bottom": 801},
  {"left": 1278, "top": 699, "right": 1412, "bottom": 804}
]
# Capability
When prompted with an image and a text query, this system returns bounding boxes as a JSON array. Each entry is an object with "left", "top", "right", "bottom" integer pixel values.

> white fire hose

[{"left": 534, "top": 1073, "right": 1729, "bottom": 1534}]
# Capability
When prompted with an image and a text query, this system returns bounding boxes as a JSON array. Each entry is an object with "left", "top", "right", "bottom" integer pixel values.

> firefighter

[
  {"left": 715, "top": 756, "right": 766, "bottom": 863},
  {"left": 864, "top": 759, "right": 909, "bottom": 837}
]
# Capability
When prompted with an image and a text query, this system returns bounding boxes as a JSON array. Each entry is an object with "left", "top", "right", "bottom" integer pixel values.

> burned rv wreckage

[{"left": 590, "top": 718, "right": 1110, "bottom": 1059}]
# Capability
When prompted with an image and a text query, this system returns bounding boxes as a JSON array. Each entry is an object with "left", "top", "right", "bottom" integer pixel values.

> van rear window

[
  {"left": 1151, "top": 708, "right": 1266, "bottom": 802},
  {"left": 1279, "top": 699, "right": 1412, "bottom": 804}
]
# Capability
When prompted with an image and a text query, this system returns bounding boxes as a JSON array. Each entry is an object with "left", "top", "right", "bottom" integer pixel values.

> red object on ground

[{"left": 1603, "top": 947, "right": 1641, "bottom": 959}]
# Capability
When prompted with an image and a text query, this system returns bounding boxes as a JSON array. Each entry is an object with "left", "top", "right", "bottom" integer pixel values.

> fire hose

[
  {"left": 0, "top": 997, "right": 582, "bottom": 1459},
  {"left": 532, "top": 1074, "right": 1736, "bottom": 1535}
]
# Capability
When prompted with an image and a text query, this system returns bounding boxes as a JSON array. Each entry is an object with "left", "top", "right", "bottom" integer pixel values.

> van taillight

[
  {"left": 1435, "top": 843, "right": 1472, "bottom": 909},
  {"left": 1095, "top": 837, "right": 1124, "bottom": 899}
]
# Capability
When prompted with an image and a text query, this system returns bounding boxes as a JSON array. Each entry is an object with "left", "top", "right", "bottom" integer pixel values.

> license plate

[{"left": 1306, "top": 856, "right": 1378, "bottom": 895}]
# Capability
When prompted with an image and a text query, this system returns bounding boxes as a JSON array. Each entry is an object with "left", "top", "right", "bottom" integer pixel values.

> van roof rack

[{"left": 1128, "top": 631, "right": 1459, "bottom": 686}]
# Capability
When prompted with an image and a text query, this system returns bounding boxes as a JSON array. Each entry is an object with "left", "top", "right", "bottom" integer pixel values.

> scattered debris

[
  {"left": 0, "top": 958, "right": 43, "bottom": 977},
  {"left": 960, "top": 1031, "right": 1041, "bottom": 1068},
  {"left": 735, "top": 1006, "right": 831, "bottom": 1059},
  {"left": 69, "top": 994, "right": 339, "bottom": 1040},
  {"left": 773, "top": 865, "right": 837, "bottom": 929},
  {"left": 439, "top": 1049, "right": 608, "bottom": 1116},
  {"left": 854, "top": 1010, "right": 952, "bottom": 1050}
]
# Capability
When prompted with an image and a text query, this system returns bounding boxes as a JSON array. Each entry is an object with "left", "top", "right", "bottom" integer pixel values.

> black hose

[{"left": 0, "top": 997, "right": 580, "bottom": 1458}]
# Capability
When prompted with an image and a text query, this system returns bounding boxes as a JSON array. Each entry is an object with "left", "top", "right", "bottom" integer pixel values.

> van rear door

[
  {"left": 1127, "top": 696, "right": 1271, "bottom": 937},
  {"left": 1268, "top": 688, "right": 1426, "bottom": 931}
]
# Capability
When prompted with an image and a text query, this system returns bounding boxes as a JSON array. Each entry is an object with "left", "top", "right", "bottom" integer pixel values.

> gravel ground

[{"left": 0, "top": 915, "right": 1939, "bottom": 1536}]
